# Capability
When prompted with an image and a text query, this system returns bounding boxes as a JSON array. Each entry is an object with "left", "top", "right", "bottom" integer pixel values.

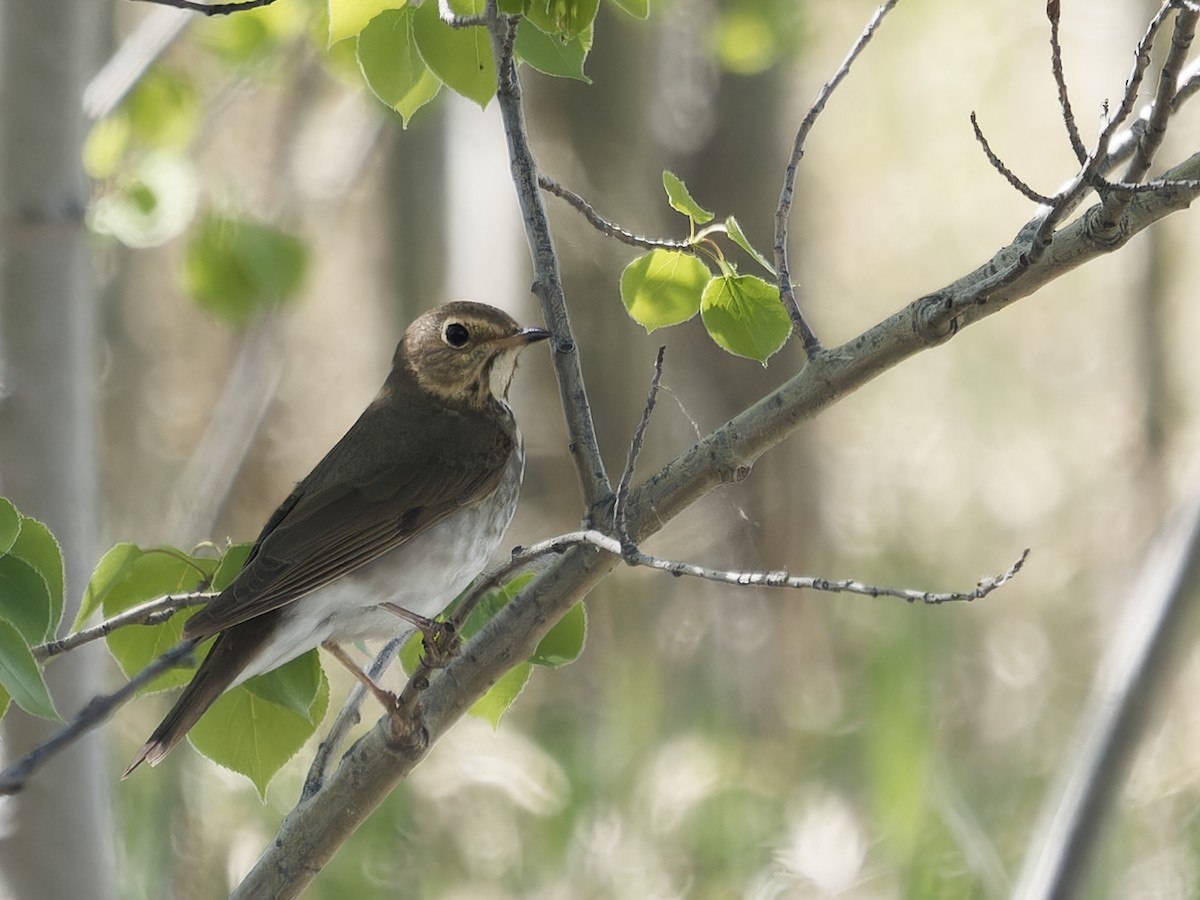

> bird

[{"left": 124, "top": 301, "right": 550, "bottom": 775}]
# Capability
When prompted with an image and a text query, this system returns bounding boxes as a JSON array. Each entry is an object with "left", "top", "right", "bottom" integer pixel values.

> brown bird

[{"left": 125, "top": 301, "right": 549, "bottom": 774}]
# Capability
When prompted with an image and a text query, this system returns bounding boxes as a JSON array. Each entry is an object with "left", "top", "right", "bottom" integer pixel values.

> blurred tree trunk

[{"left": 0, "top": 1, "right": 115, "bottom": 898}]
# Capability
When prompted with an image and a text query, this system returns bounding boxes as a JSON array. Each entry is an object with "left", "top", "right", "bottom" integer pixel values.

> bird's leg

[
  {"left": 380, "top": 601, "right": 461, "bottom": 668},
  {"left": 321, "top": 641, "right": 398, "bottom": 714}
]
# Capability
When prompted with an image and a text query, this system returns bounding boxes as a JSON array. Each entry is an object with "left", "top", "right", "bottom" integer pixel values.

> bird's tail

[{"left": 124, "top": 621, "right": 269, "bottom": 776}]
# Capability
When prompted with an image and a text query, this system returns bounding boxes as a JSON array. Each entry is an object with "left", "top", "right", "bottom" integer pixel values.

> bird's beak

[{"left": 496, "top": 327, "right": 551, "bottom": 349}]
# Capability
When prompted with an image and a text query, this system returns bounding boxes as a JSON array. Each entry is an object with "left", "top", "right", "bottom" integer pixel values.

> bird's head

[{"left": 398, "top": 301, "right": 550, "bottom": 409}]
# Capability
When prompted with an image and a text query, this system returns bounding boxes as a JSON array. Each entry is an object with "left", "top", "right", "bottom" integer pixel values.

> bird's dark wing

[{"left": 183, "top": 394, "right": 514, "bottom": 640}]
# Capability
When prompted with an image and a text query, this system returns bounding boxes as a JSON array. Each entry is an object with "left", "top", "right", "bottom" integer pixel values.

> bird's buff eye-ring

[{"left": 443, "top": 321, "right": 470, "bottom": 348}]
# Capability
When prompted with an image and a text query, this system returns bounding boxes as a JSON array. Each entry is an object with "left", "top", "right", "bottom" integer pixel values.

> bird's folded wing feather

[{"left": 183, "top": 405, "right": 513, "bottom": 640}]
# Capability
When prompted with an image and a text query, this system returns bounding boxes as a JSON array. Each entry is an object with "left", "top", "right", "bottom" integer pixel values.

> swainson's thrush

[{"left": 126, "top": 301, "right": 549, "bottom": 774}]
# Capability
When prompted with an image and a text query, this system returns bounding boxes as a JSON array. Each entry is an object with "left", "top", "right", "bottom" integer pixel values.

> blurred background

[{"left": 6, "top": 0, "right": 1200, "bottom": 897}]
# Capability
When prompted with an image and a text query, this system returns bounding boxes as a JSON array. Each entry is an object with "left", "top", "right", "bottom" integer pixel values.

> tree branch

[
  {"left": 486, "top": 11, "right": 613, "bottom": 522},
  {"left": 131, "top": 0, "right": 280, "bottom": 15},
  {"left": 538, "top": 174, "right": 691, "bottom": 251},
  {"left": 773, "top": 0, "right": 902, "bottom": 356}
]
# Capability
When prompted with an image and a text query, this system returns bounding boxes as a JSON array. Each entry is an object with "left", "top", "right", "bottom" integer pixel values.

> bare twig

[
  {"left": 774, "top": 0, "right": 902, "bottom": 356},
  {"left": 1088, "top": 1, "right": 1184, "bottom": 234},
  {"left": 132, "top": 0, "right": 279, "bottom": 15},
  {"left": 0, "top": 640, "right": 198, "bottom": 795},
  {"left": 485, "top": 9, "right": 613, "bottom": 520},
  {"left": 538, "top": 175, "right": 691, "bottom": 251},
  {"left": 1047, "top": 0, "right": 1088, "bottom": 164},
  {"left": 32, "top": 591, "right": 213, "bottom": 661},
  {"left": 614, "top": 347, "right": 666, "bottom": 544},
  {"left": 301, "top": 636, "right": 405, "bottom": 800},
  {"left": 970, "top": 112, "right": 1057, "bottom": 205},
  {"left": 1120, "top": 6, "right": 1198, "bottom": 187}
]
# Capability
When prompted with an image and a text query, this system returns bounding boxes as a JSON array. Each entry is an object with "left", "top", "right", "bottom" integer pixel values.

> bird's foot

[{"left": 380, "top": 602, "right": 462, "bottom": 668}]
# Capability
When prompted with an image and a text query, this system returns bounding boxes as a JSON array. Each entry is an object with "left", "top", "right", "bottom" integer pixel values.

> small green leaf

[
  {"left": 82, "top": 114, "right": 132, "bottom": 180},
  {"left": 9, "top": 517, "right": 64, "bottom": 640},
  {"left": 329, "top": 0, "right": 406, "bottom": 45},
  {"left": 606, "top": 0, "right": 648, "bottom": 18},
  {"left": 196, "top": 2, "right": 309, "bottom": 66},
  {"left": 700, "top": 274, "right": 792, "bottom": 363},
  {"left": 183, "top": 213, "right": 309, "bottom": 327},
  {"left": 620, "top": 249, "right": 710, "bottom": 332},
  {"left": 92, "top": 545, "right": 219, "bottom": 693},
  {"left": 662, "top": 170, "right": 714, "bottom": 225},
  {"left": 0, "top": 556, "right": 52, "bottom": 644},
  {"left": 211, "top": 542, "right": 254, "bottom": 593},
  {"left": 189, "top": 665, "right": 329, "bottom": 797},
  {"left": 469, "top": 660, "right": 531, "bottom": 727},
  {"left": 412, "top": 0, "right": 496, "bottom": 108},
  {"left": 358, "top": 7, "right": 443, "bottom": 125},
  {"left": 515, "top": 20, "right": 592, "bottom": 82},
  {"left": 0, "top": 619, "right": 59, "bottom": 721},
  {"left": 0, "top": 685, "right": 10, "bottom": 721},
  {"left": 724, "top": 215, "right": 775, "bottom": 275},
  {"left": 243, "top": 650, "right": 323, "bottom": 718},
  {"left": 531, "top": 601, "right": 585, "bottom": 666},
  {"left": 125, "top": 68, "right": 199, "bottom": 151},
  {"left": 523, "top": 0, "right": 599, "bottom": 41},
  {"left": 0, "top": 498, "right": 21, "bottom": 556}
]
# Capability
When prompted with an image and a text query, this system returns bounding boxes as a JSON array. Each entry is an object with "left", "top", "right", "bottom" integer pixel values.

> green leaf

[
  {"left": 211, "top": 542, "right": 253, "bottom": 593},
  {"left": 9, "top": 517, "right": 64, "bottom": 640},
  {"left": 242, "top": 650, "right": 324, "bottom": 718},
  {"left": 714, "top": 7, "right": 780, "bottom": 75},
  {"left": 183, "top": 213, "right": 309, "bottom": 327},
  {"left": 411, "top": 0, "right": 496, "bottom": 108},
  {"left": 358, "top": 7, "right": 443, "bottom": 125},
  {"left": 514, "top": 20, "right": 592, "bottom": 82},
  {"left": 82, "top": 114, "right": 132, "bottom": 180},
  {"left": 196, "top": 2, "right": 309, "bottom": 66},
  {"left": 189, "top": 665, "right": 330, "bottom": 797},
  {"left": 523, "top": 0, "right": 599, "bottom": 41},
  {"left": 0, "top": 619, "right": 59, "bottom": 721},
  {"left": 0, "top": 498, "right": 20, "bottom": 556},
  {"left": 662, "top": 170, "right": 714, "bottom": 225},
  {"left": 125, "top": 68, "right": 199, "bottom": 151},
  {"left": 606, "top": 0, "right": 648, "bottom": 18},
  {"left": 329, "top": 0, "right": 407, "bottom": 45},
  {"left": 0, "top": 556, "right": 52, "bottom": 644},
  {"left": 469, "top": 660, "right": 531, "bottom": 727},
  {"left": 0, "top": 685, "right": 10, "bottom": 721},
  {"left": 531, "top": 601, "right": 586, "bottom": 666},
  {"left": 620, "top": 249, "right": 710, "bottom": 332},
  {"left": 724, "top": 215, "right": 775, "bottom": 275},
  {"left": 90, "top": 545, "right": 218, "bottom": 693},
  {"left": 700, "top": 274, "right": 791, "bottom": 363}
]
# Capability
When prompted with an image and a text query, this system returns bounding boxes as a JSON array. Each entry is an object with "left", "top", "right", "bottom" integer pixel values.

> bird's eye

[{"left": 444, "top": 321, "right": 470, "bottom": 348}]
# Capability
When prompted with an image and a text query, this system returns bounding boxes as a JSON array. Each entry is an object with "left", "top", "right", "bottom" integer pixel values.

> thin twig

[
  {"left": 774, "top": 0, "right": 901, "bottom": 356},
  {"left": 0, "top": 640, "right": 198, "bottom": 795},
  {"left": 614, "top": 347, "right": 666, "bottom": 543},
  {"left": 32, "top": 591, "right": 213, "bottom": 661},
  {"left": 970, "top": 112, "right": 1057, "bottom": 204},
  {"left": 1122, "top": 6, "right": 1198, "bottom": 187},
  {"left": 132, "top": 0, "right": 279, "bottom": 15},
  {"left": 486, "top": 7, "right": 613, "bottom": 521},
  {"left": 1047, "top": 0, "right": 1088, "bottom": 164},
  {"left": 538, "top": 175, "right": 691, "bottom": 251},
  {"left": 1088, "top": 1, "right": 1182, "bottom": 235},
  {"left": 301, "top": 636, "right": 405, "bottom": 800}
]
